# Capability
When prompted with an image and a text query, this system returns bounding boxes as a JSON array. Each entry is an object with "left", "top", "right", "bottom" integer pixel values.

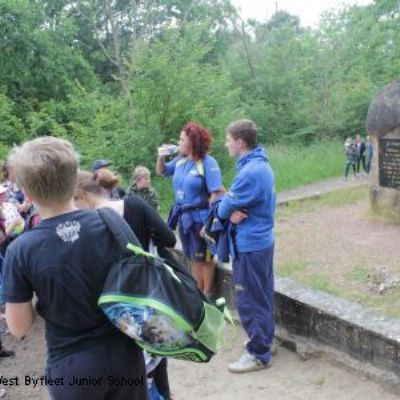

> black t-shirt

[
  {"left": 123, "top": 196, "right": 176, "bottom": 251},
  {"left": 2, "top": 209, "right": 131, "bottom": 365}
]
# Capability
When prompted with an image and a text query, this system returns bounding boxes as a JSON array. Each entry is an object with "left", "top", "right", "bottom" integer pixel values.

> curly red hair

[{"left": 183, "top": 122, "right": 212, "bottom": 160}]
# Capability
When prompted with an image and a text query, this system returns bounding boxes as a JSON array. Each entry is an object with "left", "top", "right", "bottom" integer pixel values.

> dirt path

[
  {"left": 169, "top": 327, "right": 398, "bottom": 400},
  {"left": 275, "top": 193, "right": 400, "bottom": 317},
  {"left": 0, "top": 318, "right": 397, "bottom": 400},
  {"left": 277, "top": 175, "right": 368, "bottom": 205}
]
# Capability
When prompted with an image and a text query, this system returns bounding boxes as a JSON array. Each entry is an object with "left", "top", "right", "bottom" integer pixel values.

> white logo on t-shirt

[{"left": 56, "top": 221, "right": 81, "bottom": 243}]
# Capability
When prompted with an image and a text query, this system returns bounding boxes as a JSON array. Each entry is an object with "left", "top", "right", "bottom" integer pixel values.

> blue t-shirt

[
  {"left": 164, "top": 154, "right": 222, "bottom": 223},
  {"left": 2, "top": 209, "right": 128, "bottom": 365}
]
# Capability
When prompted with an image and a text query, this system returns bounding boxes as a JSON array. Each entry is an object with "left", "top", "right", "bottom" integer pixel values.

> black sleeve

[
  {"left": 2, "top": 244, "right": 33, "bottom": 303},
  {"left": 117, "top": 187, "right": 126, "bottom": 198},
  {"left": 153, "top": 358, "right": 171, "bottom": 399},
  {"left": 125, "top": 197, "right": 176, "bottom": 249}
]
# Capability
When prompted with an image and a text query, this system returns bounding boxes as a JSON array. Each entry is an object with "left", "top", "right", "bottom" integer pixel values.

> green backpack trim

[
  {"left": 136, "top": 342, "right": 209, "bottom": 362},
  {"left": 127, "top": 243, "right": 156, "bottom": 260}
]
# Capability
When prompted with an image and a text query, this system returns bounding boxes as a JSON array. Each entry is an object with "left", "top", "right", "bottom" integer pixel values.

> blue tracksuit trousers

[{"left": 232, "top": 244, "right": 275, "bottom": 364}]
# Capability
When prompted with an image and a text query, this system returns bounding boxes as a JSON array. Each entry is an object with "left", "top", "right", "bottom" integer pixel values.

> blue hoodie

[{"left": 217, "top": 145, "right": 276, "bottom": 253}]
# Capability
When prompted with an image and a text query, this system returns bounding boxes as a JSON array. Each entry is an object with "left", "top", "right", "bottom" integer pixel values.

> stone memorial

[{"left": 366, "top": 80, "right": 400, "bottom": 222}]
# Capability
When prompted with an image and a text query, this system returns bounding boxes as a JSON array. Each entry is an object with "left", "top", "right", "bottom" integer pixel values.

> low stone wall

[
  {"left": 172, "top": 237, "right": 400, "bottom": 384},
  {"left": 275, "top": 278, "right": 400, "bottom": 376},
  {"left": 215, "top": 263, "right": 400, "bottom": 384}
]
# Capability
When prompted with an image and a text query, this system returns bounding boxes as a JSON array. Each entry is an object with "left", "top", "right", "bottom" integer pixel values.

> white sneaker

[{"left": 228, "top": 352, "right": 270, "bottom": 373}]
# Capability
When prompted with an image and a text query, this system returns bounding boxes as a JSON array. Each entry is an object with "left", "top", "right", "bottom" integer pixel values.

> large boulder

[{"left": 366, "top": 80, "right": 400, "bottom": 137}]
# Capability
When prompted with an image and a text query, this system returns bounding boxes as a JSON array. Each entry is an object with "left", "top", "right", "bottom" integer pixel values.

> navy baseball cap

[{"left": 92, "top": 159, "right": 112, "bottom": 172}]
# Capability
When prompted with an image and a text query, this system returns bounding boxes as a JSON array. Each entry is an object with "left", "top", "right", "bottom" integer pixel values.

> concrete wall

[{"left": 215, "top": 264, "right": 400, "bottom": 382}]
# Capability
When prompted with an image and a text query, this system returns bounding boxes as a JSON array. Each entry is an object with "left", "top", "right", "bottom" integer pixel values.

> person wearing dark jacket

[
  {"left": 74, "top": 170, "right": 176, "bottom": 400},
  {"left": 127, "top": 166, "right": 160, "bottom": 211},
  {"left": 344, "top": 138, "right": 358, "bottom": 179},
  {"left": 355, "top": 134, "right": 366, "bottom": 174}
]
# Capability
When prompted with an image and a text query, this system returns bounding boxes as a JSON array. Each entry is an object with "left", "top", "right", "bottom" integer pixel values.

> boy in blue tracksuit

[{"left": 217, "top": 119, "right": 276, "bottom": 373}]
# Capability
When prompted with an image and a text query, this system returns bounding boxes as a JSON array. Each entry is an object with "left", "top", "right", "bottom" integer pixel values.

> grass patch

[
  {"left": 365, "top": 288, "right": 400, "bottom": 318},
  {"left": 221, "top": 139, "right": 345, "bottom": 193},
  {"left": 345, "top": 266, "right": 370, "bottom": 284},
  {"left": 155, "top": 139, "right": 345, "bottom": 214},
  {"left": 269, "top": 140, "right": 344, "bottom": 192},
  {"left": 278, "top": 260, "right": 309, "bottom": 277},
  {"left": 308, "top": 275, "right": 341, "bottom": 297},
  {"left": 277, "top": 261, "right": 341, "bottom": 297}
]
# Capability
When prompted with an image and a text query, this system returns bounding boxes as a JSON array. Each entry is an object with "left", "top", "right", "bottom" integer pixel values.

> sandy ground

[
  {"left": 275, "top": 197, "right": 400, "bottom": 316},
  {"left": 168, "top": 328, "right": 398, "bottom": 400},
  {"left": 0, "top": 318, "right": 397, "bottom": 400}
]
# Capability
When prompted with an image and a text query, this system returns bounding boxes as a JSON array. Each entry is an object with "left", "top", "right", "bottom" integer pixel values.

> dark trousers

[
  {"left": 150, "top": 358, "right": 171, "bottom": 399},
  {"left": 357, "top": 155, "right": 366, "bottom": 173},
  {"left": 344, "top": 162, "right": 356, "bottom": 177},
  {"left": 232, "top": 245, "right": 275, "bottom": 364},
  {"left": 46, "top": 337, "right": 148, "bottom": 400}
]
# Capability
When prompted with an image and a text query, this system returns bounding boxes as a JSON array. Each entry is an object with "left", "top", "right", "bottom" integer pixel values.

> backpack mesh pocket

[{"left": 195, "top": 302, "right": 225, "bottom": 353}]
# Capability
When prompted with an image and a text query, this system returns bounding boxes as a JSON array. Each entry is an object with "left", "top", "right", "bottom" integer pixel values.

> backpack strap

[
  {"left": 176, "top": 157, "right": 204, "bottom": 177},
  {"left": 97, "top": 207, "right": 141, "bottom": 254},
  {"left": 196, "top": 159, "right": 204, "bottom": 177}
]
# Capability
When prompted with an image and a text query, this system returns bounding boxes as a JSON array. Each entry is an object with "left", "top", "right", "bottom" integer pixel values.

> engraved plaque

[{"left": 379, "top": 138, "right": 400, "bottom": 189}]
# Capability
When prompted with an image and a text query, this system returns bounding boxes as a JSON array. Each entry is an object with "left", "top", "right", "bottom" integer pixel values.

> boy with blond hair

[
  {"left": 127, "top": 165, "right": 160, "bottom": 210},
  {"left": 3, "top": 137, "right": 147, "bottom": 400}
]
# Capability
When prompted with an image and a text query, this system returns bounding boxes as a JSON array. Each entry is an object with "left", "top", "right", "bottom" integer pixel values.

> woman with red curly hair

[{"left": 156, "top": 122, "right": 223, "bottom": 299}]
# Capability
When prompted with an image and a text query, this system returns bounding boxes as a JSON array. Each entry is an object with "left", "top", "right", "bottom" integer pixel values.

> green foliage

[
  {"left": 1, "top": 0, "right": 400, "bottom": 203},
  {"left": 130, "top": 25, "right": 240, "bottom": 141},
  {"left": 0, "top": 92, "right": 25, "bottom": 145},
  {"left": 268, "top": 140, "right": 345, "bottom": 191},
  {"left": 0, "top": 0, "right": 97, "bottom": 109}
]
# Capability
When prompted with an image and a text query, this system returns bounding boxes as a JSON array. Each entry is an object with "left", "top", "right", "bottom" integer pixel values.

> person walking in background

[
  {"left": 366, "top": 135, "right": 374, "bottom": 174},
  {"left": 344, "top": 138, "right": 358, "bottom": 180},
  {"left": 3, "top": 137, "right": 148, "bottom": 400},
  {"left": 217, "top": 119, "right": 276, "bottom": 373},
  {"left": 127, "top": 166, "right": 160, "bottom": 211},
  {"left": 355, "top": 134, "right": 366, "bottom": 175},
  {"left": 156, "top": 122, "right": 224, "bottom": 300}
]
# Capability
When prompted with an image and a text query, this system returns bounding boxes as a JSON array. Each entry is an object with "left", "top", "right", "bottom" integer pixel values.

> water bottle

[
  {"left": 158, "top": 145, "right": 178, "bottom": 157},
  {"left": 166, "top": 145, "right": 178, "bottom": 155}
]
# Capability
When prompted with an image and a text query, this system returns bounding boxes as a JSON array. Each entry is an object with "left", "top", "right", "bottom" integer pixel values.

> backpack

[{"left": 97, "top": 207, "right": 227, "bottom": 362}]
